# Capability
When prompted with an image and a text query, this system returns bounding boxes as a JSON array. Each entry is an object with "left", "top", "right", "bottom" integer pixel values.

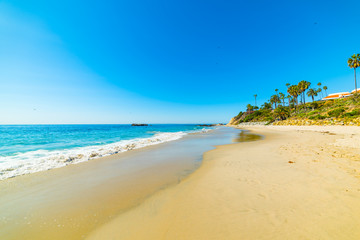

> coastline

[
  {"left": 0, "top": 125, "right": 212, "bottom": 181},
  {"left": 88, "top": 125, "right": 360, "bottom": 240},
  {"left": 0, "top": 127, "right": 241, "bottom": 240}
]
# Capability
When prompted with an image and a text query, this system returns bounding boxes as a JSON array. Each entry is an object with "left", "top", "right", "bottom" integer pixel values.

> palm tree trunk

[
  {"left": 311, "top": 96, "right": 315, "bottom": 110},
  {"left": 300, "top": 92, "right": 304, "bottom": 104},
  {"left": 355, "top": 68, "right": 358, "bottom": 93}
]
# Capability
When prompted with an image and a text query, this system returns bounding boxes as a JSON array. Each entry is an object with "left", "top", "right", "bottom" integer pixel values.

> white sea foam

[{"left": 0, "top": 129, "right": 211, "bottom": 180}]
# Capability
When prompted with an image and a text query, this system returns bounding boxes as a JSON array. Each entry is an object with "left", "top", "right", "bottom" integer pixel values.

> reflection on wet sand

[{"left": 233, "top": 130, "right": 263, "bottom": 143}]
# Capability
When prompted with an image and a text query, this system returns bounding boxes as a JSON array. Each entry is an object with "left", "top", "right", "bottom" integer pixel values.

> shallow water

[{"left": 0, "top": 124, "right": 210, "bottom": 180}]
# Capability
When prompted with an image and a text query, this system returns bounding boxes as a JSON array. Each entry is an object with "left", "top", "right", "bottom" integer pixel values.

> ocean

[{"left": 0, "top": 124, "right": 212, "bottom": 180}]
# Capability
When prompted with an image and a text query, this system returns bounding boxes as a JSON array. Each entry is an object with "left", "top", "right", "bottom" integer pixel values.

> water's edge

[{"left": 0, "top": 126, "right": 211, "bottom": 180}]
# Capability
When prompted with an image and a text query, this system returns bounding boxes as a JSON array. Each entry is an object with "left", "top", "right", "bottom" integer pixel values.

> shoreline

[
  {"left": 0, "top": 127, "right": 242, "bottom": 240},
  {"left": 0, "top": 127, "right": 213, "bottom": 181},
  {"left": 88, "top": 125, "right": 360, "bottom": 240}
]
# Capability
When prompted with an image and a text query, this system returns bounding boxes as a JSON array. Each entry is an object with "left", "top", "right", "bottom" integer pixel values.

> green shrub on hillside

[
  {"left": 236, "top": 111, "right": 243, "bottom": 118},
  {"left": 350, "top": 95, "right": 360, "bottom": 105},
  {"left": 310, "top": 102, "right": 320, "bottom": 110},
  {"left": 243, "top": 111, "right": 262, "bottom": 122},
  {"left": 307, "top": 110, "right": 320, "bottom": 116},
  {"left": 333, "top": 99, "right": 347, "bottom": 108},
  {"left": 297, "top": 113, "right": 306, "bottom": 118},
  {"left": 342, "top": 109, "right": 360, "bottom": 118},
  {"left": 309, "top": 114, "right": 327, "bottom": 120},
  {"left": 274, "top": 106, "right": 290, "bottom": 120},
  {"left": 327, "top": 108, "right": 345, "bottom": 118},
  {"left": 323, "top": 100, "right": 334, "bottom": 108}
]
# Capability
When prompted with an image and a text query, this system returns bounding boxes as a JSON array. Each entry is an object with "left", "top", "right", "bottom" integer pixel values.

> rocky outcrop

[
  {"left": 131, "top": 124, "right": 148, "bottom": 126},
  {"left": 227, "top": 117, "right": 239, "bottom": 125}
]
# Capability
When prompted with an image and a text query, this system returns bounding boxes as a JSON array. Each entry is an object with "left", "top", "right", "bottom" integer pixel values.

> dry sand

[{"left": 88, "top": 125, "right": 360, "bottom": 240}]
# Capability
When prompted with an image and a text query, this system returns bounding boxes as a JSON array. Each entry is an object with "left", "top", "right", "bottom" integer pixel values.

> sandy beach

[
  {"left": 1, "top": 125, "right": 360, "bottom": 239},
  {"left": 88, "top": 125, "right": 360, "bottom": 240}
]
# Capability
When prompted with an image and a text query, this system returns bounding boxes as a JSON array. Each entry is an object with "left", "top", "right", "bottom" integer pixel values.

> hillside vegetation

[
  {"left": 231, "top": 94, "right": 360, "bottom": 126},
  {"left": 231, "top": 54, "right": 360, "bottom": 126}
]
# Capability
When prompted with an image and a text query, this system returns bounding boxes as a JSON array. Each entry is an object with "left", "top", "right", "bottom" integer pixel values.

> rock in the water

[{"left": 131, "top": 124, "right": 148, "bottom": 126}]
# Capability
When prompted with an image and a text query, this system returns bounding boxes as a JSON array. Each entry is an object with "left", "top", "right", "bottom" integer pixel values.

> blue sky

[{"left": 1, "top": 0, "right": 359, "bottom": 124}]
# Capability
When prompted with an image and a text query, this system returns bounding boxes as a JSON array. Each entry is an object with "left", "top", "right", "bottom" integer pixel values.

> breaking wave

[{"left": 0, "top": 129, "right": 211, "bottom": 180}]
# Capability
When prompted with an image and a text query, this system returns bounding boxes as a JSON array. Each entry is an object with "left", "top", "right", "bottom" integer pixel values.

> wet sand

[
  {"left": 88, "top": 126, "right": 360, "bottom": 240},
  {"left": 0, "top": 127, "right": 244, "bottom": 240}
]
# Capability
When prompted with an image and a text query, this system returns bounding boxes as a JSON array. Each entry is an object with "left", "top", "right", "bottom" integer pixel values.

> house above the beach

[
  {"left": 322, "top": 92, "right": 351, "bottom": 100},
  {"left": 351, "top": 88, "right": 360, "bottom": 94},
  {"left": 322, "top": 88, "right": 360, "bottom": 101}
]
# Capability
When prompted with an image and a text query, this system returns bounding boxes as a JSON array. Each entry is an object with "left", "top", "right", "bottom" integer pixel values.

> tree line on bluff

[{"left": 235, "top": 54, "right": 360, "bottom": 123}]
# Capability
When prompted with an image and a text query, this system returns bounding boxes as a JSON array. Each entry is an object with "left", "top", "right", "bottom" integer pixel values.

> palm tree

[
  {"left": 275, "top": 89, "right": 279, "bottom": 97},
  {"left": 298, "top": 81, "right": 305, "bottom": 104},
  {"left": 269, "top": 96, "right": 275, "bottom": 109},
  {"left": 307, "top": 88, "right": 318, "bottom": 102},
  {"left": 287, "top": 85, "right": 300, "bottom": 109},
  {"left": 274, "top": 106, "right": 289, "bottom": 120},
  {"left": 304, "top": 81, "right": 311, "bottom": 103},
  {"left": 323, "top": 86, "right": 328, "bottom": 96},
  {"left": 285, "top": 84, "right": 291, "bottom": 104},
  {"left": 286, "top": 95, "right": 292, "bottom": 107},
  {"left": 298, "top": 80, "right": 311, "bottom": 104},
  {"left": 290, "top": 96, "right": 297, "bottom": 106},
  {"left": 261, "top": 102, "right": 272, "bottom": 110},
  {"left": 317, "top": 82, "right": 323, "bottom": 98},
  {"left": 317, "top": 88, "right": 322, "bottom": 99},
  {"left": 270, "top": 95, "right": 280, "bottom": 109},
  {"left": 348, "top": 54, "right": 360, "bottom": 93},
  {"left": 246, "top": 104, "right": 254, "bottom": 112},
  {"left": 254, "top": 94, "right": 257, "bottom": 107},
  {"left": 297, "top": 81, "right": 304, "bottom": 104},
  {"left": 279, "top": 92, "right": 285, "bottom": 106}
]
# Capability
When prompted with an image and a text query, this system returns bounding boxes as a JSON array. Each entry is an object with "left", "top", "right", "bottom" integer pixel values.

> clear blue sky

[{"left": 1, "top": 0, "right": 359, "bottom": 124}]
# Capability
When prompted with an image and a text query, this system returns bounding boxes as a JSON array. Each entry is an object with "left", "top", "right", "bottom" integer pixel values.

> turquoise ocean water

[{"left": 0, "top": 124, "right": 211, "bottom": 180}]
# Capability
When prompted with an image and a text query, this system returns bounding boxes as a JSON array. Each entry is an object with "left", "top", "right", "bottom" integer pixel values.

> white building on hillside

[{"left": 322, "top": 92, "right": 351, "bottom": 100}]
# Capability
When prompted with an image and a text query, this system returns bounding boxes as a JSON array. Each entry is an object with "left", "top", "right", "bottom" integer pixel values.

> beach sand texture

[{"left": 88, "top": 126, "right": 360, "bottom": 240}]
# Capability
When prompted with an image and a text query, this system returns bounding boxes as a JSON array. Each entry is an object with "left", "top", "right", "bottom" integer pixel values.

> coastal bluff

[{"left": 227, "top": 117, "right": 238, "bottom": 125}]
